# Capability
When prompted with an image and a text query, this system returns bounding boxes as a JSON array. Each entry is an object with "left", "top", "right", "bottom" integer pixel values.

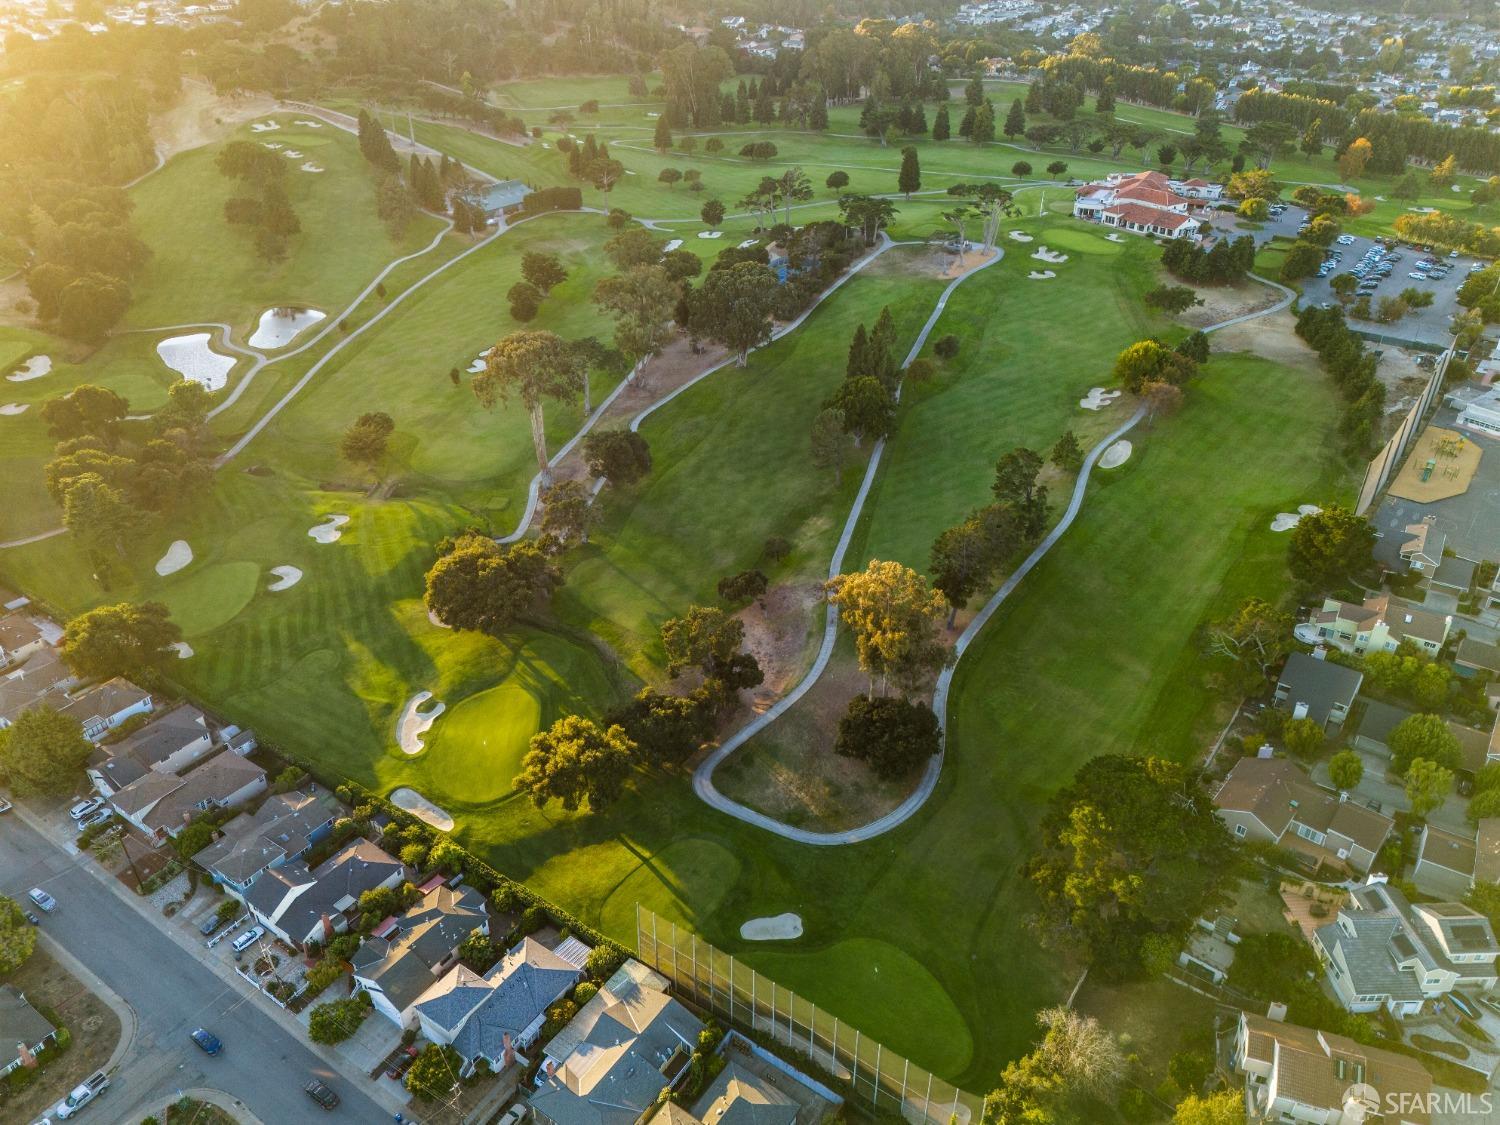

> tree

[
  {"left": 717, "top": 570, "right": 767, "bottom": 606},
  {"left": 338, "top": 411, "right": 394, "bottom": 480},
  {"left": 809, "top": 407, "right": 849, "bottom": 480},
  {"left": 839, "top": 195, "right": 897, "bottom": 245},
  {"left": 836, "top": 695, "right": 940, "bottom": 779},
  {"left": 658, "top": 168, "right": 683, "bottom": 191},
  {"left": 826, "top": 560, "right": 948, "bottom": 696},
  {"left": 593, "top": 266, "right": 677, "bottom": 373},
  {"left": 61, "top": 601, "right": 180, "bottom": 680},
  {"left": 1003, "top": 98, "right": 1025, "bottom": 139},
  {"left": 423, "top": 533, "right": 563, "bottom": 637},
  {"left": 406, "top": 1043, "right": 463, "bottom": 1102},
  {"left": 1201, "top": 597, "right": 1293, "bottom": 695},
  {"left": 1283, "top": 716, "right": 1326, "bottom": 758},
  {"left": 1280, "top": 240, "right": 1326, "bottom": 282},
  {"left": 308, "top": 997, "right": 367, "bottom": 1045},
  {"left": 474, "top": 330, "right": 585, "bottom": 476},
  {"left": 1392, "top": 170, "right": 1423, "bottom": 202},
  {"left": 0, "top": 895, "right": 37, "bottom": 976},
  {"left": 582, "top": 429, "right": 652, "bottom": 486},
  {"left": 540, "top": 481, "right": 596, "bottom": 545},
  {"left": 825, "top": 171, "right": 850, "bottom": 196},
  {"left": 970, "top": 100, "right": 995, "bottom": 144},
  {"left": 1011, "top": 161, "right": 1032, "bottom": 177},
  {"left": 897, "top": 147, "right": 921, "bottom": 198},
  {"left": 1330, "top": 272, "right": 1359, "bottom": 301},
  {"left": 458, "top": 928, "right": 497, "bottom": 973},
  {"left": 57, "top": 273, "right": 131, "bottom": 343},
  {"left": 605, "top": 688, "right": 713, "bottom": 766},
  {"left": 1025, "top": 755, "right": 1233, "bottom": 975},
  {"left": 992, "top": 446, "right": 1048, "bottom": 538},
  {"left": 652, "top": 116, "right": 672, "bottom": 153},
  {"left": 1287, "top": 504, "right": 1374, "bottom": 589},
  {"left": 985, "top": 1006, "right": 1125, "bottom": 1124},
  {"left": 1173, "top": 1090, "right": 1244, "bottom": 1125},
  {"left": 700, "top": 199, "right": 726, "bottom": 228},
  {"left": 0, "top": 706, "right": 92, "bottom": 797},
  {"left": 930, "top": 513, "right": 1006, "bottom": 624},
  {"left": 41, "top": 384, "right": 129, "bottom": 446},
  {"left": 1046, "top": 160, "right": 1068, "bottom": 177},
  {"left": 1389, "top": 713, "right": 1461, "bottom": 774},
  {"left": 1329, "top": 749, "right": 1364, "bottom": 793},
  {"left": 1239, "top": 197, "right": 1269, "bottom": 221},
  {"left": 826, "top": 376, "right": 893, "bottom": 443},
  {"left": 1337, "top": 137, "right": 1373, "bottom": 181},
  {"left": 514, "top": 715, "right": 636, "bottom": 813},
  {"left": 1049, "top": 431, "right": 1083, "bottom": 473},
  {"left": 1430, "top": 154, "right": 1458, "bottom": 191},
  {"left": 521, "top": 251, "right": 567, "bottom": 294},
  {"left": 696, "top": 262, "right": 778, "bottom": 366},
  {"left": 661, "top": 606, "right": 752, "bottom": 680},
  {"left": 1406, "top": 757, "right": 1454, "bottom": 820},
  {"left": 603, "top": 228, "right": 661, "bottom": 271},
  {"left": 932, "top": 105, "right": 950, "bottom": 141}
]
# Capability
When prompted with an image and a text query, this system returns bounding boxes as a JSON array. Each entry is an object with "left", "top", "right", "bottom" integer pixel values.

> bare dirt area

[
  {"left": 1372, "top": 346, "right": 1431, "bottom": 417},
  {"left": 737, "top": 581, "right": 824, "bottom": 704},
  {"left": 151, "top": 80, "right": 280, "bottom": 162},
  {"left": 865, "top": 242, "right": 996, "bottom": 282},
  {"left": 1177, "top": 280, "right": 1283, "bottom": 329},
  {"left": 0, "top": 274, "right": 33, "bottom": 327},
  {"left": 1210, "top": 309, "right": 1314, "bottom": 367},
  {"left": 0, "top": 946, "right": 122, "bottom": 1124}
]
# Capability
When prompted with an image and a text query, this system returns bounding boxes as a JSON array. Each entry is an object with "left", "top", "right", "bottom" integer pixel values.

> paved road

[{"left": 0, "top": 815, "right": 389, "bottom": 1124}]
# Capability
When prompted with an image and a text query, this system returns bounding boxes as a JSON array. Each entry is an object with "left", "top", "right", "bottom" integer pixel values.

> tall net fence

[
  {"left": 635, "top": 905, "right": 985, "bottom": 1125},
  {"left": 1355, "top": 342, "right": 1453, "bottom": 515}
]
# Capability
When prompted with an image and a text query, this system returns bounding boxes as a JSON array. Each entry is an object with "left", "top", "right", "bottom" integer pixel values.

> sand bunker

[
  {"left": 293, "top": 119, "right": 322, "bottom": 128},
  {"left": 267, "top": 565, "right": 302, "bottom": 591},
  {"left": 169, "top": 641, "right": 194, "bottom": 659},
  {"left": 740, "top": 913, "right": 803, "bottom": 941},
  {"left": 157, "top": 334, "right": 236, "bottom": 392},
  {"left": 662, "top": 239, "right": 683, "bottom": 253},
  {"left": 6, "top": 356, "right": 52, "bottom": 382},
  {"left": 468, "top": 346, "right": 495, "bottom": 374},
  {"left": 0, "top": 403, "right": 28, "bottom": 415},
  {"left": 1270, "top": 504, "right": 1322, "bottom": 532},
  {"left": 397, "top": 690, "right": 445, "bottom": 755},
  {"left": 1453, "top": 184, "right": 1464, "bottom": 193},
  {"left": 1027, "top": 270, "right": 1056, "bottom": 280},
  {"left": 249, "top": 307, "right": 326, "bottom": 350},
  {"left": 1105, "top": 233, "right": 1125, "bottom": 242},
  {"left": 155, "top": 540, "right": 193, "bottom": 576},
  {"left": 427, "top": 608, "right": 452, "bottom": 630},
  {"left": 1007, "top": 231, "right": 1034, "bottom": 242},
  {"left": 1099, "top": 440, "right": 1133, "bottom": 469},
  {"left": 1032, "top": 246, "right": 1068, "bottom": 263},
  {"left": 698, "top": 231, "right": 724, "bottom": 239},
  {"left": 737, "top": 239, "right": 759, "bottom": 249},
  {"left": 308, "top": 514, "right": 349, "bottom": 543},
  {"left": 1080, "top": 387, "right": 1122, "bottom": 411},
  {"left": 283, "top": 149, "right": 304, "bottom": 159},
  {"left": 390, "top": 787, "right": 453, "bottom": 831},
  {"left": 261, "top": 142, "right": 283, "bottom": 150},
  {"left": 301, "top": 163, "right": 325, "bottom": 173},
  {"left": 250, "top": 120, "right": 281, "bottom": 132}
]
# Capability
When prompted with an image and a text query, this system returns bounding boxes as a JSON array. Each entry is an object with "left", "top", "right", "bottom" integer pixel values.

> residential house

[
  {"left": 1449, "top": 718, "right": 1491, "bottom": 782},
  {"left": 1412, "top": 824, "right": 1477, "bottom": 897},
  {"left": 1456, "top": 637, "right": 1500, "bottom": 680},
  {"left": 0, "top": 986, "right": 59, "bottom": 1078},
  {"left": 1313, "top": 881, "right": 1499, "bottom": 1017},
  {"left": 1310, "top": 595, "right": 1451, "bottom": 658},
  {"left": 1071, "top": 170, "right": 1202, "bottom": 239},
  {"left": 1231, "top": 1009, "right": 1432, "bottom": 1124},
  {"left": 1273, "top": 652, "right": 1363, "bottom": 728},
  {"left": 0, "top": 612, "right": 48, "bottom": 667},
  {"left": 87, "top": 705, "right": 217, "bottom": 796},
  {"left": 1171, "top": 177, "right": 1224, "bottom": 201},
  {"left": 245, "top": 839, "right": 404, "bottom": 948},
  {"left": 56, "top": 678, "right": 153, "bottom": 741},
  {"left": 1477, "top": 820, "right": 1500, "bottom": 886},
  {"left": 1431, "top": 554, "right": 1476, "bottom": 596},
  {"left": 1213, "top": 757, "right": 1393, "bottom": 874},
  {"left": 531, "top": 960, "right": 704, "bottom": 1125},
  {"left": 195, "top": 787, "right": 340, "bottom": 898},
  {"left": 1350, "top": 699, "right": 1414, "bottom": 754},
  {"left": 687, "top": 1061, "right": 798, "bottom": 1125},
  {"left": 0, "top": 647, "right": 77, "bottom": 729},
  {"left": 109, "top": 751, "right": 266, "bottom": 844},
  {"left": 413, "top": 935, "right": 583, "bottom": 1073},
  {"left": 353, "top": 880, "right": 490, "bottom": 1029},
  {"left": 1397, "top": 520, "right": 1445, "bottom": 574}
]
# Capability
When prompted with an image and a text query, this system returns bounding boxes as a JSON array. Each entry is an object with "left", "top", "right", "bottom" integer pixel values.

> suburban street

[{"left": 0, "top": 813, "right": 393, "bottom": 1124}]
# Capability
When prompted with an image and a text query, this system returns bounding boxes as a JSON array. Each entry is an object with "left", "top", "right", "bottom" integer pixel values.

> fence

[
  {"left": 634, "top": 906, "right": 985, "bottom": 1125},
  {"left": 1354, "top": 341, "right": 1453, "bottom": 515}
]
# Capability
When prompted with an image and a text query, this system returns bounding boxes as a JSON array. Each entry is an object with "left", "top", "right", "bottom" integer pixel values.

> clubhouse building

[{"left": 1072, "top": 170, "right": 1218, "bottom": 240}]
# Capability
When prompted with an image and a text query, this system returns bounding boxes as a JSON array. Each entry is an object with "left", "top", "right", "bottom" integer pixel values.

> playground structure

[{"left": 1387, "top": 426, "right": 1482, "bottom": 504}]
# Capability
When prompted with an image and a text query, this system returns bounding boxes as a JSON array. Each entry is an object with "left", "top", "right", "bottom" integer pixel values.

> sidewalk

[
  {"left": 10, "top": 798, "right": 411, "bottom": 1117},
  {"left": 35, "top": 932, "right": 137, "bottom": 1074}
]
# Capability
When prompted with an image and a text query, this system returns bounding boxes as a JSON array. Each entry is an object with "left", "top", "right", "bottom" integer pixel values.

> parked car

[
  {"left": 190, "top": 1028, "right": 222, "bottom": 1055},
  {"left": 68, "top": 798, "right": 103, "bottom": 821},
  {"left": 54, "top": 1070, "right": 109, "bottom": 1118},
  {"left": 76, "top": 808, "right": 113, "bottom": 831},
  {"left": 304, "top": 1080, "right": 340, "bottom": 1111},
  {"left": 24, "top": 911, "right": 40, "bottom": 925},
  {"left": 497, "top": 1103, "right": 531, "bottom": 1125},
  {"left": 385, "top": 1045, "right": 419, "bottom": 1080},
  {"left": 199, "top": 912, "right": 229, "bottom": 937},
  {"left": 231, "top": 926, "right": 264, "bottom": 953},
  {"left": 28, "top": 888, "right": 56, "bottom": 912}
]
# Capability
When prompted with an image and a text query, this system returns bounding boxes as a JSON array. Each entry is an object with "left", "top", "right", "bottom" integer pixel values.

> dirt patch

[
  {"left": 151, "top": 80, "right": 280, "bottom": 161},
  {"left": 736, "top": 582, "right": 824, "bottom": 705},
  {"left": 1210, "top": 308, "right": 1314, "bottom": 367},
  {"left": 1177, "top": 280, "right": 1282, "bottom": 329},
  {"left": 0, "top": 946, "right": 122, "bottom": 1124},
  {"left": 1373, "top": 347, "right": 1431, "bottom": 417}
]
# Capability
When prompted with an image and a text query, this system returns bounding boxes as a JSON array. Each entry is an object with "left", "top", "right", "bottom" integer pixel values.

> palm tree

[{"left": 473, "top": 330, "right": 585, "bottom": 480}]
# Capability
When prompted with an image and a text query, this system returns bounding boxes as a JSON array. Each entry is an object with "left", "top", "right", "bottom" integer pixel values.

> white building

[{"left": 1072, "top": 170, "right": 1204, "bottom": 239}]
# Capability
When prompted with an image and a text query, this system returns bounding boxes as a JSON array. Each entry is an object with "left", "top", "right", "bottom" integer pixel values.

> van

[{"left": 231, "top": 926, "right": 265, "bottom": 953}]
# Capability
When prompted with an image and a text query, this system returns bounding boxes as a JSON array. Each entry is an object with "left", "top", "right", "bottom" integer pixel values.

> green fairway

[
  {"left": 159, "top": 560, "right": 262, "bottom": 636},
  {"left": 598, "top": 837, "right": 742, "bottom": 938}
]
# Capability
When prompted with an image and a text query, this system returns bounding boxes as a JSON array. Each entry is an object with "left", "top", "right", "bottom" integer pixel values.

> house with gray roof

[
  {"left": 1350, "top": 698, "right": 1414, "bottom": 754},
  {"left": 245, "top": 838, "right": 404, "bottom": 948},
  {"left": 1274, "top": 652, "right": 1363, "bottom": 729},
  {"left": 413, "top": 935, "right": 581, "bottom": 1074},
  {"left": 110, "top": 750, "right": 266, "bottom": 844},
  {"left": 89, "top": 705, "right": 218, "bottom": 797},
  {"left": 1312, "top": 881, "right": 1499, "bottom": 1018},
  {"left": 0, "top": 647, "right": 76, "bottom": 729},
  {"left": 195, "top": 787, "right": 340, "bottom": 897},
  {"left": 0, "top": 612, "right": 49, "bottom": 667},
  {"left": 532, "top": 960, "right": 703, "bottom": 1125},
  {"left": 353, "top": 882, "right": 489, "bottom": 1029},
  {"left": 691, "top": 1060, "right": 799, "bottom": 1125},
  {"left": 0, "top": 986, "right": 59, "bottom": 1078},
  {"left": 477, "top": 179, "right": 531, "bottom": 219},
  {"left": 56, "top": 677, "right": 153, "bottom": 741}
]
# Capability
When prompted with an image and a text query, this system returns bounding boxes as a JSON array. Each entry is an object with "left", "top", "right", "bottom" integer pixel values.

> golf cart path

[{"left": 690, "top": 270, "right": 1298, "bottom": 846}]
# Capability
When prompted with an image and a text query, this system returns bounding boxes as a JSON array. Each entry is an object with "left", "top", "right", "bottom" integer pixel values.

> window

[
  {"left": 1295, "top": 823, "right": 1327, "bottom": 846},
  {"left": 1234, "top": 824, "right": 1247, "bottom": 838}
]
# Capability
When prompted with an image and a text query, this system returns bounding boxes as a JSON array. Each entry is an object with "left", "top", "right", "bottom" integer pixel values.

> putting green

[
  {"left": 1035, "top": 225, "right": 1123, "bottom": 255},
  {"left": 599, "top": 838, "right": 741, "bottom": 939},
  {"left": 158, "top": 560, "right": 261, "bottom": 636},
  {"left": 421, "top": 681, "right": 541, "bottom": 801},
  {"left": 748, "top": 937, "right": 974, "bottom": 1077}
]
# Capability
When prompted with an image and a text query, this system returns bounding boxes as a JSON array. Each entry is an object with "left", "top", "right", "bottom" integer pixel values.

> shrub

[
  {"left": 762, "top": 536, "right": 791, "bottom": 562},
  {"left": 834, "top": 695, "right": 941, "bottom": 780},
  {"left": 933, "top": 334, "right": 960, "bottom": 359},
  {"left": 520, "top": 904, "right": 548, "bottom": 934},
  {"left": 308, "top": 997, "right": 367, "bottom": 1044},
  {"left": 904, "top": 358, "right": 937, "bottom": 383},
  {"left": 586, "top": 942, "right": 628, "bottom": 981},
  {"left": 574, "top": 981, "right": 599, "bottom": 1005}
]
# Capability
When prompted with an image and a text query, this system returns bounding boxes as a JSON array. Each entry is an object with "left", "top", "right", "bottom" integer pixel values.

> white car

[
  {"left": 76, "top": 807, "right": 114, "bottom": 831},
  {"left": 497, "top": 1103, "right": 532, "bottom": 1125},
  {"left": 28, "top": 888, "right": 56, "bottom": 912},
  {"left": 68, "top": 798, "right": 104, "bottom": 821},
  {"left": 1408, "top": 271, "right": 1428, "bottom": 280}
]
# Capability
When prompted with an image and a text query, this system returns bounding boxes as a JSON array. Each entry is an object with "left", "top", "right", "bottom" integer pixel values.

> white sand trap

[
  {"left": 169, "top": 641, "right": 194, "bottom": 660},
  {"left": 1027, "top": 270, "right": 1056, "bottom": 279},
  {"left": 427, "top": 608, "right": 452, "bottom": 630},
  {"left": 740, "top": 913, "right": 803, "bottom": 941},
  {"left": 541, "top": 143, "right": 550, "bottom": 149},
  {"left": 267, "top": 565, "right": 302, "bottom": 591},
  {"left": 467, "top": 346, "right": 495, "bottom": 375},
  {"left": 308, "top": 514, "right": 349, "bottom": 543},
  {"left": 1007, "top": 230, "right": 1034, "bottom": 242},
  {"left": 0, "top": 403, "right": 28, "bottom": 415},
  {"left": 261, "top": 141, "right": 283, "bottom": 150},
  {"left": 250, "top": 120, "right": 281, "bottom": 132},
  {"left": 293, "top": 119, "right": 323, "bottom": 128},
  {"left": 283, "top": 149, "right": 304, "bottom": 159},
  {"left": 1099, "top": 440, "right": 1132, "bottom": 469},
  {"left": 1453, "top": 184, "right": 1464, "bottom": 193},
  {"left": 249, "top": 307, "right": 326, "bottom": 349},
  {"left": 155, "top": 540, "right": 192, "bottom": 576},
  {"left": 662, "top": 239, "right": 683, "bottom": 253},
  {"left": 397, "top": 690, "right": 445, "bottom": 755},
  {"left": 157, "top": 334, "right": 236, "bottom": 392},
  {"left": 390, "top": 787, "right": 454, "bottom": 831},
  {"left": 6, "top": 355, "right": 52, "bottom": 382},
  {"left": 698, "top": 231, "right": 724, "bottom": 239},
  {"left": 1032, "top": 246, "right": 1068, "bottom": 263},
  {"left": 737, "top": 239, "right": 759, "bottom": 249},
  {"left": 1105, "top": 232, "right": 1125, "bottom": 242},
  {"left": 301, "top": 163, "right": 325, "bottom": 173},
  {"left": 1080, "top": 387, "right": 1122, "bottom": 411},
  {"left": 1270, "top": 504, "right": 1322, "bottom": 533},
  {"left": 624, "top": 169, "right": 637, "bottom": 176}
]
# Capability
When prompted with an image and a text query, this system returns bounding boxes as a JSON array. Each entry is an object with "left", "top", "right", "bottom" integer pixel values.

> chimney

[
  {"left": 503, "top": 1032, "right": 515, "bottom": 1067},
  {"left": 1266, "top": 1001, "right": 1287, "bottom": 1023},
  {"left": 17, "top": 1041, "right": 37, "bottom": 1068},
  {"left": 546, "top": 1060, "right": 557, "bottom": 1077},
  {"left": 321, "top": 913, "right": 334, "bottom": 942}
]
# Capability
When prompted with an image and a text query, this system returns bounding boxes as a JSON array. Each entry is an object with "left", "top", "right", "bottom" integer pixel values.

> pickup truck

[{"left": 53, "top": 1070, "right": 109, "bottom": 1118}]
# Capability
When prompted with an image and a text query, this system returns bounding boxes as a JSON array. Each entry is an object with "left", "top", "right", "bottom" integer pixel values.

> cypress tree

[
  {"left": 809, "top": 95, "right": 828, "bottom": 131},
  {"left": 959, "top": 106, "right": 975, "bottom": 138},
  {"left": 912, "top": 105, "right": 928, "bottom": 135},
  {"left": 898, "top": 146, "right": 921, "bottom": 198},
  {"left": 932, "top": 104, "right": 950, "bottom": 141},
  {"left": 846, "top": 323, "right": 869, "bottom": 380},
  {"left": 972, "top": 101, "right": 996, "bottom": 144},
  {"left": 965, "top": 73, "right": 984, "bottom": 106},
  {"left": 1024, "top": 83, "right": 1042, "bottom": 113},
  {"left": 1004, "top": 98, "right": 1026, "bottom": 139},
  {"left": 653, "top": 116, "right": 672, "bottom": 153}
]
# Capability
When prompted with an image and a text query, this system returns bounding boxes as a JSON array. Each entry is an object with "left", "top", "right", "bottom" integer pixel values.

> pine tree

[
  {"left": 754, "top": 83, "right": 774, "bottom": 124},
  {"left": 869, "top": 307, "right": 898, "bottom": 386},
  {"left": 1095, "top": 81, "right": 1115, "bottom": 114},
  {"left": 932, "top": 104, "right": 950, "bottom": 141},
  {"left": 972, "top": 101, "right": 996, "bottom": 144},
  {"left": 958, "top": 106, "right": 975, "bottom": 138},
  {"left": 846, "top": 323, "right": 869, "bottom": 380},
  {"left": 1024, "top": 83, "right": 1042, "bottom": 113},
  {"left": 809, "top": 94, "right": 829, "bottom": 131},
  {"left": 653, "top": 116, "right": 672, "bottom": 153},
  {"left": 1004, "top": 98, "right": 1026, "bottom": 139},
  {"left": 721, "top": 92, "right": 736, "bottom": 122},
  {"left": 965, "top": 73, "right": 985, "bottom": 107},
  {"left": 898, "top": 146, "right": 921, "bottom": 198},
  {"left": 736, "top": 81, "right": 750, "bottom": 124},
  {"left": 912, "top": 105, "right": 928, "bottom": 135}
]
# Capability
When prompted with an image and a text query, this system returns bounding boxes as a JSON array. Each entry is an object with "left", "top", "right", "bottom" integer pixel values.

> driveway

[
  {"left": 1310, "top": 745, "right": 1472, "bottom": 837},
  {"left": 0, "top": 812, "right": 395, "bottom": 1123}
]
